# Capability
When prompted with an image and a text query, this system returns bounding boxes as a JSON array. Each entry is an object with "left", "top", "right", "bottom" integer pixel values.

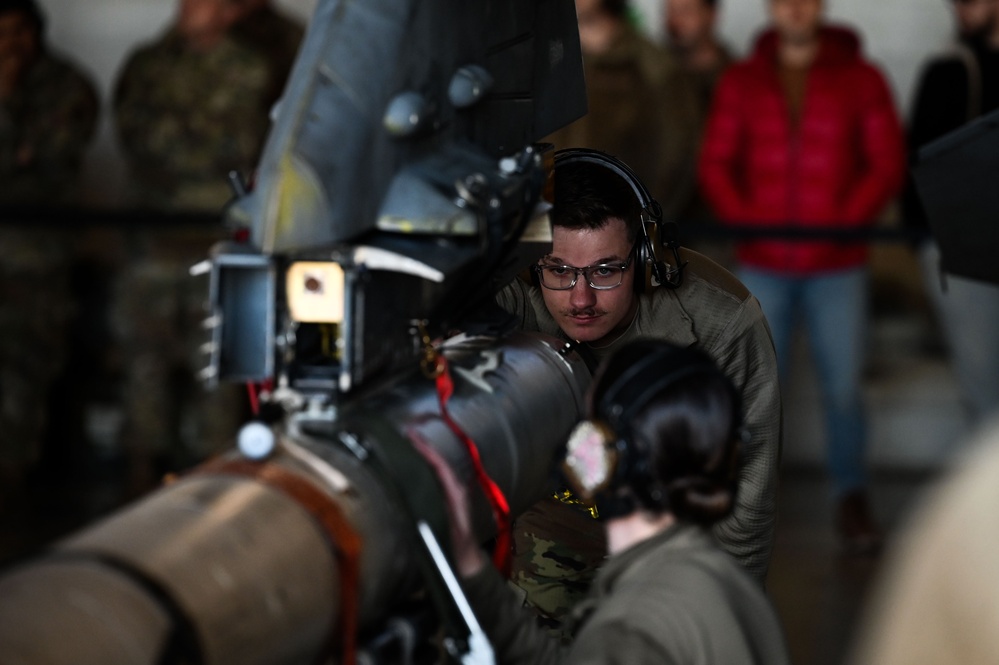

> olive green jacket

[
  {"left": 498, "top": 249, "right": 781, "bottom": 593},
  {"left": 464, "top": 522, "right": 790, "bottom": 664}
]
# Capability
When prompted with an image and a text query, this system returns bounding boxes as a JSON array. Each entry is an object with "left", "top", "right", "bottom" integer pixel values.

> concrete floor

[
  {"left": 760, "top": 259, "right": 965, "bottom": 664},
  {"left": 769, "top": 464, "right": 940, "bottom": 665}
]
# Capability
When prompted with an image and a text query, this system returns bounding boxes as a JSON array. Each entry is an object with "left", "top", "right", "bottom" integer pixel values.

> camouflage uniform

[
  {"left": 230, "top": 4, "right": 305, "bottom": 108},
  {"left": 113, "top": 29, "right": 271, "bottom": 210},
  {"left": 111, "top": 30, "right": 272, "bottom": 488},
  {"left": 543, "top": 23, "right": 699, "bottom": 221},
  {"left": 509, "top": 494, "right": 608, "bottom": 637},
  {"left": 0, "top": 50, "right": 99, "bottom": 204},
  {"left": 0, "top": 227, "right": 76, "bottom": 486},
  {"left": 0, "top": 49, "right": 98, "bottom": 487}
]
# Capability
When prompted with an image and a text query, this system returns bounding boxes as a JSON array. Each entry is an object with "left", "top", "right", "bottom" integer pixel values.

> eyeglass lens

[{"left": 539, "top": 264, "right": 626, "bottom": 290}]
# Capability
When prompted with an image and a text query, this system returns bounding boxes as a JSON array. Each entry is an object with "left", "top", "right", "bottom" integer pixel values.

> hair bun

[{"left": 667, "top": 476, "right": 734, "bottom": 524}]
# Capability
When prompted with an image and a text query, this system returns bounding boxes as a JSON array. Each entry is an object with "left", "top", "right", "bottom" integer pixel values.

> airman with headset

[
  {"left": 424, "top": 340, "right": 790, "bottom": 663},
  {"left": 494, "top": 148, "right": 782, "bottom": 631}
]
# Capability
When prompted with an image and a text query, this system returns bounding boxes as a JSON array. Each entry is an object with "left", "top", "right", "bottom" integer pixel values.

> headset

[
  {"left": 561, "top": 342, "right": 743, "bottom": 519},
  {"left": 551, "top": 148, "right": 686, "bottom": 293}
]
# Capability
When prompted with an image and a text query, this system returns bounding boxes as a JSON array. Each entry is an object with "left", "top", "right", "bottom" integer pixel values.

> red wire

[
  {"left": 245, "top": 378, "right": 272, "bottom": 417},
  {"left": 434, "top": 356, "right": 513, "bottom": 576},
  {"left": 246, "top": 382, "right": 260, "bottom": 415}
]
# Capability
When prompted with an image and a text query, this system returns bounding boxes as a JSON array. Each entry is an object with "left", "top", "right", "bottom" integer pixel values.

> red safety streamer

[{"left": 433, "top": 355, "right": 513, "bottom": 576}]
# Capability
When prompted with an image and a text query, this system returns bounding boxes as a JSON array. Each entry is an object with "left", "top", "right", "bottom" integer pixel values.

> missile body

[{"left": 0, "top": 332, "right": 589, "bottom": 665}]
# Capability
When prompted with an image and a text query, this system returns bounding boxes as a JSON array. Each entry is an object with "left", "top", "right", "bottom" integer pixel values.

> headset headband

[
  {"left": 552, "top": 148, "right": 663, "bottom": 225},
  {"left": 596, "top": 346, "right": 729, "bottom": 431}
]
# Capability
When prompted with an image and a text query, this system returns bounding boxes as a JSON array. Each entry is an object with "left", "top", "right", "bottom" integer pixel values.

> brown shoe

[{"left": 836, "top": 490, "right": 883, "bottom": 555}]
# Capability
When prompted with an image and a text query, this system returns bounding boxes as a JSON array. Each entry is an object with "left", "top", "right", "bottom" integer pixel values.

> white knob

[{"left": 238, "top": 422, "right": 276, "bottom": 460}]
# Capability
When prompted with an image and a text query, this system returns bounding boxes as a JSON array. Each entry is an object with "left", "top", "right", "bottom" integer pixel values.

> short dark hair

[
  {"left": 592, "top": 341, "right": 741, "bottom": 524},
  {"left": 601, "top": 0, "right": 630, "bottom": 18},
  {"left": 552, "top": 159, "right": 642, "bottom": 245},
  {"left": 0, "top": 0, "right": 45, "bottom": 33}
]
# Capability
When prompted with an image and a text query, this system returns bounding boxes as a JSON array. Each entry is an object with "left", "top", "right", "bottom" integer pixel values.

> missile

[{"left": 0, "top": 331, "right": 589, "bottom": 665}]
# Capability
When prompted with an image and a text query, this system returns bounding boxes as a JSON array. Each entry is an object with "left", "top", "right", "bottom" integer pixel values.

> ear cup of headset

[
  {"left": 633, "top": 232, "right": 659, "bottom": 294},
  {"left": 528, "top": 265, "right": 540, "bottom": 288}
]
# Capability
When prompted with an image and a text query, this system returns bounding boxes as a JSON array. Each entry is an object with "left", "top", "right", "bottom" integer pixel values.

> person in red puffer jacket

[{"left": 698, "top": 0, "right": 904, "bottom": 555}]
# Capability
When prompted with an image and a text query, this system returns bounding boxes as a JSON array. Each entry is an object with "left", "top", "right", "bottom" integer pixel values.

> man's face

[
  {"left": 575, "top": 0, "right": 620, "bottom": 55},
  {"left": 0, "top": 11, "right": 40, "bottom": 79},
  {"left": 540, "top": 218, "right": 639, "bottom": 345},
  {"left": 666, "top": 0, "right": 716, "bottom": 51},
  {"left": 952, "top": 0, "right": 997, "bottom": 40},
  {"left": 769, "top": 0, "right": 824, "bottom": 46},
  {"left": 177, "top": 0, "right": 242, "bottom": 50}
]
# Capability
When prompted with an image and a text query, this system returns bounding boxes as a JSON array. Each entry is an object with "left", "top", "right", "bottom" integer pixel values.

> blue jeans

[{"left": 739, "top": 266, "right": 869, "bottom": 496}]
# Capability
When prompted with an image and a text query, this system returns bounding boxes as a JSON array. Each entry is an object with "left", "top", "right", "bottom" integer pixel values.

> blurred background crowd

[
  {"left": 3, "top": 1, "right": 999, "bottom": 663},
  {"left": 1, "top": 0, "right": 306, "bottom": 502}
]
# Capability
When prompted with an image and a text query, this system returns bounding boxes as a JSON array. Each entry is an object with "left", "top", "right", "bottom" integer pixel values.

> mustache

[{"left": 565, "top": 307, "right": 601, "bottom": 317}]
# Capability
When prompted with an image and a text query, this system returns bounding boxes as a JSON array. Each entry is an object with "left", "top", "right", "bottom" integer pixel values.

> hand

[{"left": 410, "top": 436, "right": 489, "bottom": 578}]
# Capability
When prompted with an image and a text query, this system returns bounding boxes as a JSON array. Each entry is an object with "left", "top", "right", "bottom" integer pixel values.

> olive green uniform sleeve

[
  {"left": 705, "top": 292, "right": 781, "bottom": 581},
  {"left": 645, "top": 251, "right": 781, "bottom": 582}
]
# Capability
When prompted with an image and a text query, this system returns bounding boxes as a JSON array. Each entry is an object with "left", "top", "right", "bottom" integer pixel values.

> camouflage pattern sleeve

[{"left": 509, "top": 495, "right": 608, "bottom": 640}]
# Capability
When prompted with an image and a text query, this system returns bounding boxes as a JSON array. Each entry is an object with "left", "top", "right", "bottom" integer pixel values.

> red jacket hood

[{"left": 751, "top": 25, "right": 862, "bottom": 66}]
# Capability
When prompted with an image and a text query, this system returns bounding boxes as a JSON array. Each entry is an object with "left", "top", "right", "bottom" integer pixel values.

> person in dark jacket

[
  {"left": 662, "top": 0, "right": 736, "bottom": 266},
  {"left": 698, "top": 0, "right": 905, "bottom": 554},
  {"left": 904, "top": 0, "right": 999, "bottom": 428},
  {"left": 419, "top": 340, "right": 790, "bottom": 665}
]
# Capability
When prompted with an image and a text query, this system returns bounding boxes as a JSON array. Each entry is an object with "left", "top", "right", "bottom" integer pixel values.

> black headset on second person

[
  {"left": 552, "top": 148, "right": 687, "bottom": 293},
  {"left": 561, "top": 342, "right": 743, "bottom": 518}
]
